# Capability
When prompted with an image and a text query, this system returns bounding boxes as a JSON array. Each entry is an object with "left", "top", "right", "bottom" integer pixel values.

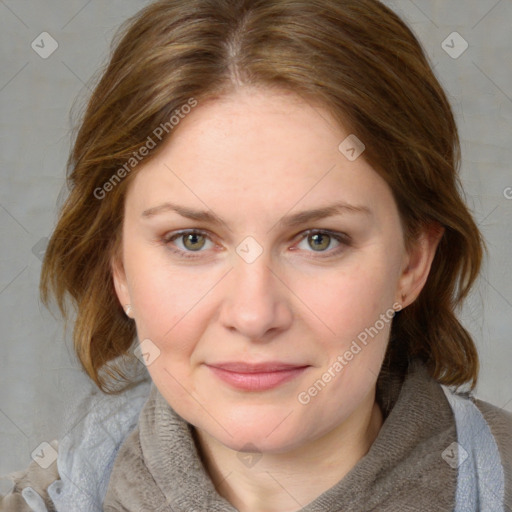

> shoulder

[
  {"left": 1, "top": 376, "right": 153, "bottom": 512},
  {"left": 441, "top": 384, "right": 512, "bottom": 437},
  {"left": 472, "top": 397, "right": 512, "bottom": 510},
  {"left": 443, "top": 386, "right": 512, "bottom": 460},
  {"left": 472, "top": 396, "right": 512, "bottom": 436},
  {"left": 442, "top": 385, "right": 512, "bottom": 510},
  {"left": 473, "top": 396, "right": 512, "bottom": 441},
  {"left": 48, "top": 376, "right": 152, "bottom": 511},
  {"left": 468, "top": 395, "right": 512, "bottom": 470},
  {"left": 0, "top": 440, "right": 59, "bottom": 512}
]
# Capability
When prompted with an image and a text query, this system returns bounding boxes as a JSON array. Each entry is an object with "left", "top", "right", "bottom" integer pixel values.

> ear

[
  {"left": 396, "top": 222, "right": 444, "bottom": 309},
  {"left": 111, "top": 251, "right": 132, "bottom": 315}
]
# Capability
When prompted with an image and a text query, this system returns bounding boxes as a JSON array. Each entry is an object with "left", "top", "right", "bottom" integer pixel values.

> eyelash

[{"left": 160, "top": 229, "right": 351, "bottom": 260}]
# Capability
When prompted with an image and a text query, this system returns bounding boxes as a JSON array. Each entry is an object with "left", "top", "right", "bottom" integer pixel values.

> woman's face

[{"left": 113, "top": 87, "right": 433, "bottom": 453}]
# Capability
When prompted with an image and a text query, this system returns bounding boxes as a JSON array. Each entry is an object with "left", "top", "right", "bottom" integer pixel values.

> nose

[{"left": 218, "top": 254, "right": 293, "bottom": 341}]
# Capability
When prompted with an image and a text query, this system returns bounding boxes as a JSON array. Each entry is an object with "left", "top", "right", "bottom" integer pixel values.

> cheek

[
  {"left": 305, "top": 255, "right": 399, "bottom": 343},
  {"left": 309, "top": 252, "right": 400, "bottom": 404},
  {"left": 124, "top": 246, "right": 218, "bottom": 356},
  {"left": 128, "top": 262, "right": 210, "bottom": 401}
]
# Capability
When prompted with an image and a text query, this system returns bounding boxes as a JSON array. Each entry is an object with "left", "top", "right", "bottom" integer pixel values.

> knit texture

[{"left": 103, "top": 359, "right": 459, "bottom": 511}]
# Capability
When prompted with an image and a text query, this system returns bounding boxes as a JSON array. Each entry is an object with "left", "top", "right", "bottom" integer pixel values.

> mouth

[{"left": 205, "top": 362, "right": 310, "bottom": 391}]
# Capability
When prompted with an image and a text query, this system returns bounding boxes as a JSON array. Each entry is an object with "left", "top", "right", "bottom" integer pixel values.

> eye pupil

[
  {"left": 309, "top": 233, "right": 330, "bottom": 251},
  {"left": 184, "top": 233, "right": 206, "bottom": 251}
]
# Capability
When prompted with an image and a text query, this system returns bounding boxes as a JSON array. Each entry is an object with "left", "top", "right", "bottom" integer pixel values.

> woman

[{"left": 2, "top": 0, "right": 510, "bottom": 510}]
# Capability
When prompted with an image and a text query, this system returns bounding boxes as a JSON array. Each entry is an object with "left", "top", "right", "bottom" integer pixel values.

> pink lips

[{"left": 206, "top": 362, "right": 309, "bottom": 391}]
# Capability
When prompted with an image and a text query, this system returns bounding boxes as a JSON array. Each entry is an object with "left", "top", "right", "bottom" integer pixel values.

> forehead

[{"left": 124, "top": 87, "right": 395, "bottom": 224}]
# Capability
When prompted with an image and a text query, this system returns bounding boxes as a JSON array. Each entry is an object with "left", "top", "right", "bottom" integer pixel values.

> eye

[
  {"left": 161, "top": 228, "right": 351, "bottom": 260},
  {"left": 294, "top": 230, "right": 350, "bottom": 257},
  {"left": 162, "top": 230, "right": 215, "bottom": 258}
]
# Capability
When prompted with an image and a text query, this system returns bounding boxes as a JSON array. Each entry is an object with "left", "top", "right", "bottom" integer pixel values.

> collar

[{"left": 104, "top": 358, "right": 458, "bottom": 511}]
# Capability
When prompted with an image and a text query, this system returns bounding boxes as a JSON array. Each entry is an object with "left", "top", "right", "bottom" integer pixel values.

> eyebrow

[{"left": 141, "top": 200, "right": 372, "bottom": 228}]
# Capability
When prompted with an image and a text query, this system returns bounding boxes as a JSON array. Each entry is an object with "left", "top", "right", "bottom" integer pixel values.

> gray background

[{"left": 1, "top": 0, "right": 511, "bottom": 477}]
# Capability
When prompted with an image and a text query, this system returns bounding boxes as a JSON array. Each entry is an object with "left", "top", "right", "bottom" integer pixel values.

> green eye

[
  {"left": 307, "top": 232, "right": 331, "bottom": 251},
  {"left": 182, "top": 233, "right": 207, "bottom": 251},
  {"left": 294, "top": 229, "right": 351, "bottom": 258},
  {"left": 162, "top": 228, "right": 350, "bottom": 261},
  {"left": 163, "top": 230, "right": 213, "bottom": 258}
]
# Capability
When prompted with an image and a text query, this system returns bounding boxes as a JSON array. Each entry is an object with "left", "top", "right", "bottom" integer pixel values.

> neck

[{"left": 194, "top": 387, "right": 383, "bottom": 512}]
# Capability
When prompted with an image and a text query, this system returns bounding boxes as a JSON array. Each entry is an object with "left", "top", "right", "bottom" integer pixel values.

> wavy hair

[{"left": 40, "top": 0, "right": 485, "bottom": 393}]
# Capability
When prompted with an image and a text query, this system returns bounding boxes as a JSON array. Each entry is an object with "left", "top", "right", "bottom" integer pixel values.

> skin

[{"left": 112, "top": 86, "right": 443, "bottom": 512}]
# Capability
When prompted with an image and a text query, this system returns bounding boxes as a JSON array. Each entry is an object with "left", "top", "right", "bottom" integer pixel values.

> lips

[
  {"left": 211, "top": 362, "right": 306, "bottom": 372},
  {"left": 206, "top": 361, "right": 309, "bottom": 391}
]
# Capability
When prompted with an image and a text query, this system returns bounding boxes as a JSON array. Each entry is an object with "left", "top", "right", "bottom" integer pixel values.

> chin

[
  {"left": 213, "top": 427, "right": 305, "bottom": 455},
  {"left": 194, "top": 405, "right": 317, "bottom": 455}
]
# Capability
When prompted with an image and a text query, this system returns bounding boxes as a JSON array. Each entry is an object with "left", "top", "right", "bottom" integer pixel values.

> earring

[{"left": 124, "top": 304, "right": 133, "bottom": 318}]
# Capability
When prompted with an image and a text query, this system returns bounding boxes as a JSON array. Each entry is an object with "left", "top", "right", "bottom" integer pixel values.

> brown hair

[{"left": 40, "top": 0, "right": 485, "bottom": 393}]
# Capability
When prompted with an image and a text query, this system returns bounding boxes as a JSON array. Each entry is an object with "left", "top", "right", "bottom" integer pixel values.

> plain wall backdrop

[{"left": 1, "top": 0, "right": 511, "bottom": 478}]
